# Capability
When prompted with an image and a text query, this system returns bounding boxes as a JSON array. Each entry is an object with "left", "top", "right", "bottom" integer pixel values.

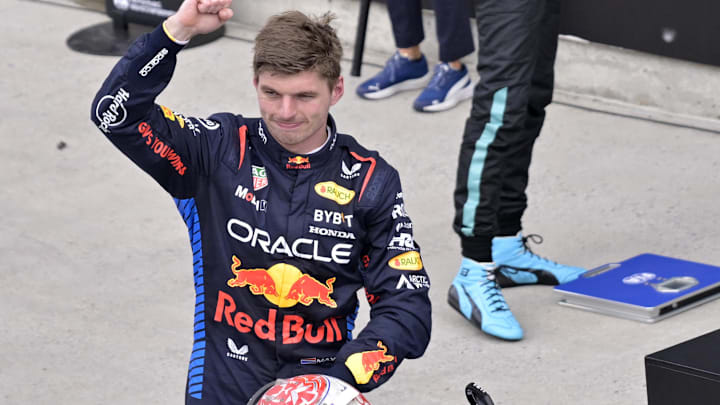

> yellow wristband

[{"left": 162, "top": 21, "right": 190, "bottom": 45}]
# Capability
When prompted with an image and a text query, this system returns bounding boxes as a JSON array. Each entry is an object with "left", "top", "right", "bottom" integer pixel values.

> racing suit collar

[{"left": 259, "top": 115, "right": 339, "bottom": 171}]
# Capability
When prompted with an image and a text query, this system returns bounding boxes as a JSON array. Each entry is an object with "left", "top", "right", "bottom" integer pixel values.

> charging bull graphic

[
  {"left": 286, "top": 275, "right": 337, "bottom": 308},
  {"left": 227, "top": 256, "right": 279, "bottom": 297},
  {"left": 226, "top": 255, "right": 337, "bottom": 308},
  {"left": 344, "top": 341, "right": 395, "bottom": 385}
]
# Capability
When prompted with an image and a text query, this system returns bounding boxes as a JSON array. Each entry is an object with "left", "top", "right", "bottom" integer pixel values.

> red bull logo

[
  {"left": 286, "top": 155, "right": 311, "bottom": 169},
  {"left": 344, "top": 341, "right": 396, "bottom": 385},
  {"left": 227, "top": 256, "right": 279, "bottom": 297},
  {"left": 160, "top": 105, "right": 185, "bottom": 128},
  {"left": 286, "top": 274, "right": 337, "bottom": 308},
  {"left": 288, "top": 156, "right": 310, "bottom": 165},
  {"left": 214, "top": 290, "right": 343, "bottom": 344},
  {"left": 364, "top": 288, "right": 380, "bottom": 305},
  {"left": 226, "top": 256, "right": 336, "bottom": 308}
]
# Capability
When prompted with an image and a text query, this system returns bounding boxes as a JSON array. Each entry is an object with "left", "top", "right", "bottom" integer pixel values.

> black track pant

[
  {"left": 453, "top": 0, "right": 560, "bottom": 262},
  {"left": 387, "top": 0, "right": 475, "bottom": 62}
]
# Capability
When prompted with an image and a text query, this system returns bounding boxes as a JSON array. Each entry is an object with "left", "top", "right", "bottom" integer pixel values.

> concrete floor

[{"left": 2, "top": 0, "right": 720, "bottom": 404}]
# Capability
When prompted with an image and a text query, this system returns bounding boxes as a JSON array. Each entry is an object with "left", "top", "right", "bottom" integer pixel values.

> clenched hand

[{"left": 164, "top": 0, "right": 234, "bottom": 42}]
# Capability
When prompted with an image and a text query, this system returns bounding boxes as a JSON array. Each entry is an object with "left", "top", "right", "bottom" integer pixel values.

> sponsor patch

[
  {"left": 160, "top": 105, "right": 185, "bottom": 128},
  {"left": 308, "top": 225, "right": 356, "bottom": 240},
  {"left": 226, "top": 338, "right": 248, "bottom": 362},
  {"left": 341, "top": 161, "right": 361, "bottom": 180},
  {"left": 388, "top": 233, "right": 414, "bottom": 250},
  {"left": 287, "top": 155, "right": 310, "bottom": 170},
  {"left": 345, "top": 341, "right": 395, "bottom": 385},
  {"left": 315, "top": 182, "right": 355, "bottom": 205},
  {"left": 95, "top": 87, "right": 130, "bottom": 133},
  {"left": 198, "top": 118, "right": 219, "bottom": 130},
  {"left": 364, "top": 288, "right": 379, "bottom": 304},
  {"left": 234, "top": 185, "right": 267, "bottom": 211},
  {"left": 226, "top": 256, "right": 338, "bottom": 308},
  {"left": 227, "top": 219, "right": 352, "bottom": 264},
  {"left": 257, "top": 122, "right": 268, "bottom": 144},
  {"left": 388, "top": 251, "right": 423, "bottom": 270},
  {"left": 215, "top": 290, "right": 343, "bottom": 344},
  {"left": 137, "top": 122, "right": 187, "bottom": 175},
  {"left": 313, "top": 209, "right": 353, "bottom": 227},
  {"left": 395, "top": 222, "right": 412, "bottom": 233},
  {"left": 396, "top": 274, "right": 430, "bottom": 289},
  {"left": 139, "top": 48, "right": 168, "bottom": 77},
  {"left": 252, "top": 166, "right": 268, "bottom": 191},
  {"left": 391, "top": 203, "right": 408, "bottom": 219}
]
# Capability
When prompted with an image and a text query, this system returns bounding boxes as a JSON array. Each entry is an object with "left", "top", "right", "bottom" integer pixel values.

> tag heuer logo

[
  {"left": 341, "top": 161, "right": 361, "bottom": 180},
  {"left": 252, "top": 165, "right": 268, "bottom": 191}
]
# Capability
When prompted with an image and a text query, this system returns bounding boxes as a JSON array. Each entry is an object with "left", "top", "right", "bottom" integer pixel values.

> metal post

[{"left": 351, "top": 0, "right": 371, "bottom": 77}]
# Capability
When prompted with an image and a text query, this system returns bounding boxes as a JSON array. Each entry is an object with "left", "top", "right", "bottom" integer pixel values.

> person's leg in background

[
  {"left": 356, "top": 0, "right": 430, "bottom": 99},
  {"left": 413, "top": 0, "right": 476, "bottom": 112},
  {"left": 491, "top": 0, "right": 586, "bottom": 288},
  {"left": 448, "top": 0, "right": 553, "bottom": 341},
  {"left": 389, "top": 0, "right": 424, "bottom": 58}
]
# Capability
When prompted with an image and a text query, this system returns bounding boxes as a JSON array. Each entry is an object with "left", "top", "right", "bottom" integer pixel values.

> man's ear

[
  {"left": 330, "top": 75, "right": 344, "bottom": 106},
  {"left": 253, "top": 76, "right": 259, "bottom": 89}
]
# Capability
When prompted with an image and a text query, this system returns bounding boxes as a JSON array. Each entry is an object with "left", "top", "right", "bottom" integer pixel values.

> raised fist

[{"left": 164, "top": 0, "right": 234, "bottom": 41}]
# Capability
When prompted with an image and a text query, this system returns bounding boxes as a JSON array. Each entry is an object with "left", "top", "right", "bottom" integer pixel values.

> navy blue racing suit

[{"left": 91, "top": 24, "right": 432, "bottom": 404}]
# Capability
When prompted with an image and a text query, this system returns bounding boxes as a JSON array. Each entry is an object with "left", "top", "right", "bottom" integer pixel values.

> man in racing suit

[{"left": 90, "top": 2, "right": 431, "bottom": 403}]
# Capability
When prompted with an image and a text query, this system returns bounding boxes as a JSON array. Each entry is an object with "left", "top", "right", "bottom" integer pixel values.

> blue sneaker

[
  {"left": 492, "top": 233, "right": 586, "bottom": 287},
  {"left": 448, "top": 258, "right": 523, "bottom": 341},
  {"left": 356, "top": 52, "right": 429, "bottom": 99},
  {"left": 412, "top": 63, "right": 474, "bottom": 112}
]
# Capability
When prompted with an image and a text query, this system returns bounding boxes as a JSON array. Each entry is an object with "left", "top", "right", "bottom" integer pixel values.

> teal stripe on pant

[{"left": 461, "top": 87, "right": 508, "bottom": 236}]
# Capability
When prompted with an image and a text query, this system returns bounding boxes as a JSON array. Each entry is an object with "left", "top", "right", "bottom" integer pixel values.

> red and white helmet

[{"left": 248, "top": 374, "right": 371, "bottom": 405}]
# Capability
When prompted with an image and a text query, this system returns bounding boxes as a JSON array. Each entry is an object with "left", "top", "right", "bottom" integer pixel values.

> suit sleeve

[
  {"left": 90, "top": 24, "right": 233, "bottom": 198},
  {"left": 327, "top": 168, "right": 432, "bottom": 392}
]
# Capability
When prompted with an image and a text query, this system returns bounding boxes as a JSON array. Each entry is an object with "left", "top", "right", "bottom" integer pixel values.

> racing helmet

[{"left": 247, "top": 374, "right": 371, "bottom": 405}]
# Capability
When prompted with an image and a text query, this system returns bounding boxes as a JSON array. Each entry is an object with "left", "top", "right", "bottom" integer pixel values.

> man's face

[{"left": 254, "top": 70, "right": 344, "bottom": 154}]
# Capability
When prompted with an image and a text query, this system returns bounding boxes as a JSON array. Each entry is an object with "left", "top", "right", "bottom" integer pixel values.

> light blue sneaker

[
  {"left": 412, "top": 63, "right": 474, "bottom": 112},
  {"left": 493, "top": 232, "right": 586, "bottom": 288},
  {"left": 448, "top": 258, "right": 523, "bottom": 341},
  {"left": 356, "top": 52, "right": 429, "bottom": 99}
]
